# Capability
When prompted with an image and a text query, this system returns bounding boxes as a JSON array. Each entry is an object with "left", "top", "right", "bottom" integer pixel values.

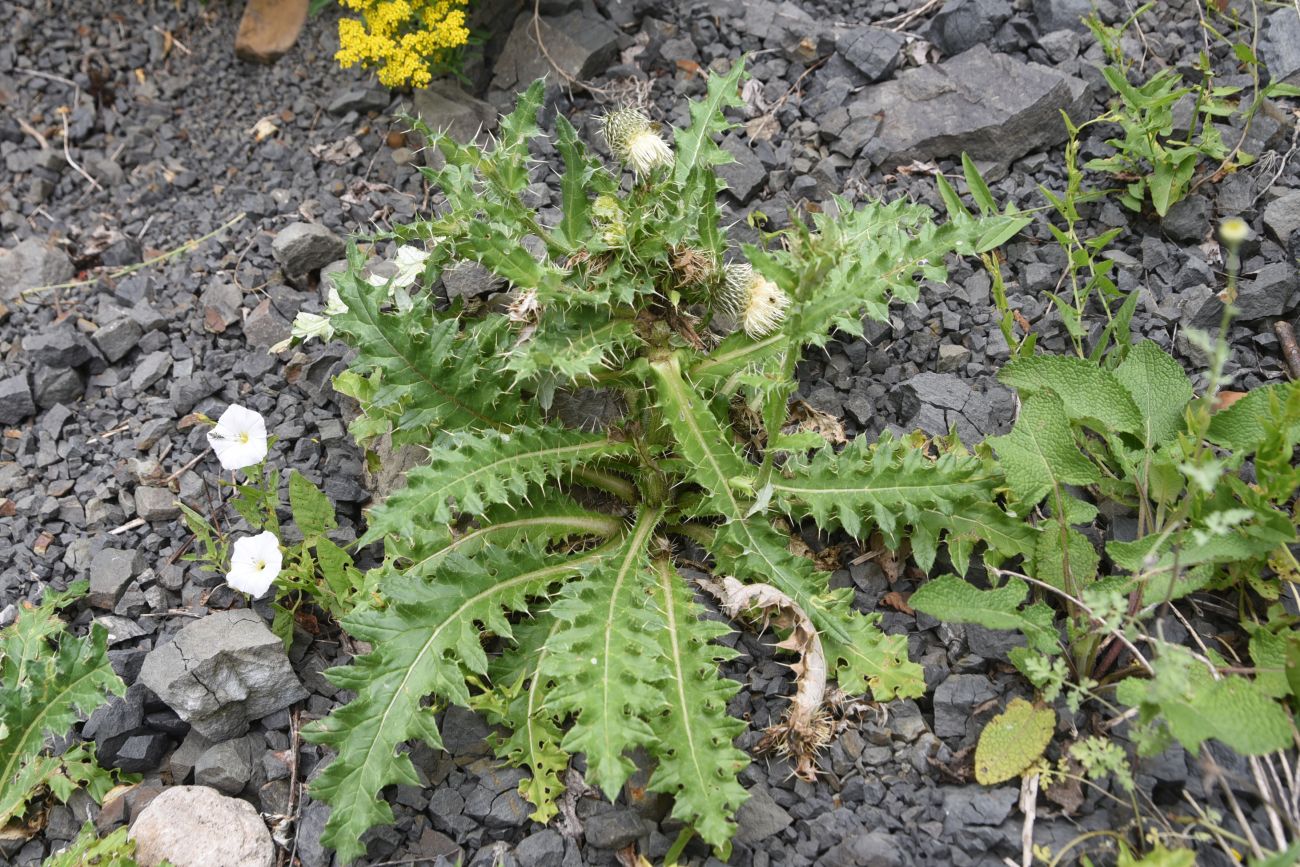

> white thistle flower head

[
  {"left": 225, "top": 530, "right": 282, "bottom": 597},
  {"left": 722, "top": 263, "right": 790, "bottom": 338},
  {"left": 602, "top": 108, "right": 673, "bottom": 175},
  {"left": 206, "top": 404, "right": 268, "bottom": 471}
]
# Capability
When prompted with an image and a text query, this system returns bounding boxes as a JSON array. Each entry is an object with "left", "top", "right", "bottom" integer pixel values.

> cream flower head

[
  {"left": 225, "top": 531, "right": 282, "bottom": 597},
  {"left": 722, "top": 263, "right": 791, "bottom": 338},
  {"left": 207, "top": 404, "right": 268, "bottom": 471},
  {"left": 1218, "top": 217, "right": 1251, "bottom": 247},
  {"left": 602, "top": 108, "right": 673, "bottom": 176}
]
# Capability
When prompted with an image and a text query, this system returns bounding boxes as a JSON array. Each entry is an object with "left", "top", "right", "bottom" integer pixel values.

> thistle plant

[{"left": 306, "top": 62, "right": 1034, "bottom": 862}]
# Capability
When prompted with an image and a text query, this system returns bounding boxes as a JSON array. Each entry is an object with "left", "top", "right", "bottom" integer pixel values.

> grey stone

[
  {"left": 900, "top": 371, "right": 989, "bottom": 442},
  {"left": 135, "top": 487, "right": 180, "bottom": 522},
  {"left": 936, "top": 343, "right": 972, "bottom": 372},
  {"left": 1032, "top": 0, "right": 1096, "bottom": 33},
  {"left": 1039, "top": 29, "right": 1082, "bottom": 63},
  {"left": 1161, "top": 194, "right": 1211, "bottom": 244},
  {"left": 93, "top": 317, "right": 144, "bottom": 363},
  {"left": 491, "top": 10, "right": 619, "bottom": 94},
  {"left": 583, "top": 808, "right": 650, "bottom": 849},
  {"left": 838, "top": 26, "right": 904, "bottom": 82},
  {"left": 734, "top": 785, "right": 792, "bottom": 845},
  {"left": 769, "top": 6, "right": 833, "bottom": 64},
  {"left": 515, "top": 830, "right": 564, "bottom": 867},
  {"left": 34, "top": 365, "right": 85, "bottom": 408},
  {"left": 405, "top": 827, "right": 462, "bottom": 864},
  {"left": 271, "top": 223, "right": 345, "bottom": 275},
  {"left": 822, "top": 831, "right": 903, "bottom": 867},
  {"left": 0, "top": 238, "right": 75, "bottom": 301},
  {"left": 964, "top": 623, "right": 1027, "bottom": 662},
  {"left": 169, "top": 373, "right": 224, "bottom": 415},
  {"left": 719, "top": 135, "right": 767, "bottom": 204},
  {"left": 327, "top": 86, "right": 390, "bottom": 115},
  {"left": 1261, "top": 7, "right": 1300, "bottom": 88},
  {"left": 858, "top": 45, "right": 1089, "bottom": 170},
  {"left": 90, "top": 548, "right": 145, "bottom": 610},
  {"left": 168, "top": 730, "right": 213, "bottom": 785},
  {"left": 933, "top": 673, "right": 997, "bottom": 739},
  {"left": 84, "top": 683, "right": 146, "bottom": 743},
  {"left": 443, "top": 260, "right": 506, "bottom": 300},
  {"left": 927, "top": 0, "right": 1011, "bottom": 56},
  {"left": 113, "top": 733, "right": 171, "bottom": 773},
  {"left": 195, "top": 737, "right": 254, "bottom": 795},
  {"left": 295, "top": 800, "right": 331, "bottom": 867},
  {"left": 130, "top": 351, "right": 173, "bottom": 392},
  {"left": 200, "top": 281, "right": 243, "bottom": 333},
  {"left": 1263, "top": 189, "right": 1300, "bottom": 244},
  {"left": 128, "top": 786, "right": 274, "bottom": 867},
  {"left": 139, "top": 610, "right": 308, "bottom": 741},
  {"left": 1236, "top": 261, "right": 1298, "bottom": 321},
  {"left": 244, "top": 299, "right": 291, "bottom": 349},
  {"left": 0, "top": 373, "right": 35, "bottom": 424},
  {"left": 23, "top": 326, "right": 93, "bottom": 369},
  {"left": 942, "top": 784, "right": 1018, "bottom": 828}
]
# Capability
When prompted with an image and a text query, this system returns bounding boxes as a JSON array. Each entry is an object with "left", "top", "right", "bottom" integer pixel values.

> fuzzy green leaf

[
  {"left": 1207, "top": 381, "right": 1300, "bottom": 453},
  {"left": 999, "top": 355, "right": 1143, "bottom": 435},
  {"left": 647, "top": 558, "right": 749, "bottom": 851},
  {"left": 289, "top": 470, "right": 337, "bottom": 538},
  {"left": 974, "top": 698, "right": 1055, "bottom": 784},
  {"left": 1033, "top": 526, "right": 1099, "bottom": 591},
  {"left": 909, "top": 575, "right": 1058, "bottom": 654},
  {"left": 360, "top": 425, "right": 635, "bottom": 545},
  {"left": 988, "top": 391, "right": 1102, "bottom": 505},
  {"left": 711, "top": 521, "right": 925, "bottom": 700},
  {"left": 1114, "top": 340, "right": 1193, "bottom": 449},
  {"left": 303, "top": 545, "right": 602, "bottom": 863}
]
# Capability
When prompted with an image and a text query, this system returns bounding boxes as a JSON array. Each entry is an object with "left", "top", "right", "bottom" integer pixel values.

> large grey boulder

[
  {"left": 0, "top": 238, "right": 75, "bottom": 302},
  {"left": 856, "top": 44, "right": 1089, "bottom": 170},
  {"left": 491, "top": 9, "right": 619, "bottom": 94},
  {"left": 139, "top": 611, "right": 307, "bottom": 740},
  {"left": 129, "top": 786, "right": 274, "bottom": 867}
]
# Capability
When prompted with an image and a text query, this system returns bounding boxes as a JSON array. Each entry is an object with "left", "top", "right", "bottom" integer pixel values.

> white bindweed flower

[
  {"left": 207, "top": 404, "right": 268, "bottom": 471},
  {"left": 603, "top": 108, "right": 673, "bottom": 175},
  {"left": 225, "top": 531, "right": 282, "bottom": 597},
  {"left": 721, "top": 263, "right": 791, "bottom": 338}
]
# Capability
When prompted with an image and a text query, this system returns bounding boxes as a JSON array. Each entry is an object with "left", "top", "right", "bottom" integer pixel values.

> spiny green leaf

[
  {"left": 1114, "top": 340, "right": 1193, "bottom": 449},
  {"left": 303, "top": 544, "right": 603, "bottom": 864},
  {"left": 543, "top": 508, "right": 667, "bottom": 797},
  {"left": 998, "top": 354, "right": 1143, "bottom": 435},
  {"left": 673, "top": 59, "right": 746, "bottom": 186},
  {"left": 988, "top": 391, "right": 1101, "bottom": 506},
  {"left": 974, "top": 698, "right": 1055, "bottom": 785},
  {"left": 646, "top": 558, "right": 749, "bottom": 851},
  {"left": 360, "top": 425, "right": 635, "bottom": 545}
]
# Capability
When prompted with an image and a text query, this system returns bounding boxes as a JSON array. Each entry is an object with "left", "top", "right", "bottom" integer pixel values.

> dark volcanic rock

[
  {"left": 858, "top": 45, "right": 1089, "bottom": 169},
  {"left": 927, "top": 0, "right": 1012, "bottom": 57}
]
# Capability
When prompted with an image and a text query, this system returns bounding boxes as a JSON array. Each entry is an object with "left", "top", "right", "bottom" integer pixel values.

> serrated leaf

[
  {"left": 1114, "top": 340, "right": 1193, "bottom": 449},
  {"left": 1207, "top": 381, "right": 1300, "bottom": 453},
  {"left": 998, "top": 355, "right": 1143, "bottom": 435},
  {"left": 303, "top": 545, "right": 602, "bottom": 863},
  {"left": 360, "top": 425, "right": 634, "bottom": 545},
  {"left": 673, "top": 60, "right": 746, "bottom": 186},
  {"left": 988, "top": 391, "right": 1101, "bottom": 506},
  {"left": 646, "top": 558, "right": 748, "bottom": 850},
  {"left": 974, "top": 698, "right": 1055, "bottom": 784},
  {"left": 543, "top": 508, "right": 667, "bottom": 798},
  {"left": 908, "top": 575, "right": 1058, "bottom": 654}
]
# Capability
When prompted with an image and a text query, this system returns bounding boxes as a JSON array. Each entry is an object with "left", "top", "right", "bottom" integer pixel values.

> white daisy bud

[
  {"left": 602, "top": 108, "right": 673, "bottom": 175},
  {"left": 721, "top": 263, "right": 790, "bottom": 338}
]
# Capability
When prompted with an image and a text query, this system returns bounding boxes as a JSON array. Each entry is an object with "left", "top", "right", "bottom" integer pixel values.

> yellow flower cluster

[{"left": 335, "top": 0, "right": 470, "bottom": 89}]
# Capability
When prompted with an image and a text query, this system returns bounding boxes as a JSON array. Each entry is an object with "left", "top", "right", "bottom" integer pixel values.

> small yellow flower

[
  {"left": 1218, "top": 217, "right": 1251, "bottom": 247},
  {"left": 334, "top": 0, "right": 469, "bottom": 89}
]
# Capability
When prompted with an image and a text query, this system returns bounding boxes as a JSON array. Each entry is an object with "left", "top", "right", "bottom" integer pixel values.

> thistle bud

[
  {"left": 602, "top": 108, "right": 673, "bottom": 175},
  {"left": 721, "top": 263, "right": 791, "bottom": 338}
]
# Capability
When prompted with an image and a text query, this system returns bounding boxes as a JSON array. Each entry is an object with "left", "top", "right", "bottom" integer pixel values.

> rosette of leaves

[{"left": 306, "top": 62, "right": 1033, "bottom": 862}]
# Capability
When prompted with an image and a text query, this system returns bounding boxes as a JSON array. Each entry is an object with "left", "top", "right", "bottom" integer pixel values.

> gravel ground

[{"left": 1, "top": 0, "right": 1298, "bottom": 864}]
